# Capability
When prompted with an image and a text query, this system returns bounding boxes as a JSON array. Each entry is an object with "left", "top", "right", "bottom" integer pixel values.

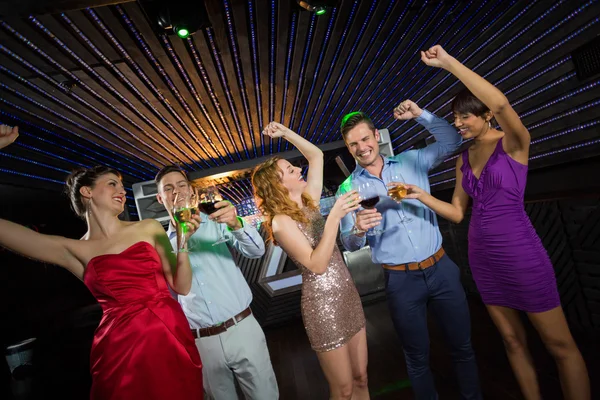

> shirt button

[
  {"left": 207, "top": 301, "right": 211, "bottom": 304},
  {"left": 200, "top": 282, "right": 204, "bottom": 286},
  {"left": 408, "top": 230, "right": 412, "bottom": 234}
]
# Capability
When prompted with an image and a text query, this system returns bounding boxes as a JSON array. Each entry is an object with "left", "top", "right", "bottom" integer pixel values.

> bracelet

[{"left": 226, "top": 216, "right": 245, "bottom": 232}]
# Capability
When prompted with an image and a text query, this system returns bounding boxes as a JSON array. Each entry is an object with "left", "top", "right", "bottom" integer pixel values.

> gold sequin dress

[{"left": 287, "top": 207, "right": 366, "bottom": 352}]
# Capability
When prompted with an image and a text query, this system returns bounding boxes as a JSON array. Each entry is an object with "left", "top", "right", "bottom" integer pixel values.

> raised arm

[
  {"left": 263, "top": 122, "right": 324, "bottom": 201},
  {"left": 394, "top": 100, "right": 462, "bottom": 171},
  {"left": 421, "top": 45, "right": 530, "bottom": 158},
  {"left": 0, "top": 125, "right": 85, "bottom": 276},
  {"left": 0, "top": 219, "right": 85, "bottom": 276},
  {"left": 151, "top": 218, "right": 195, "bottom": 295},
  {"left": 273, "top": 191, "right": 359, "bottom": 274},
  {"left": 404, "top": 157, "right": 470, "bottom": 223}
]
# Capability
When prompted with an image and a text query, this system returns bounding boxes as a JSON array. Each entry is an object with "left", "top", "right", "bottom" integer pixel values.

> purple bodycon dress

[{"left": 461, "top": 137, "right": 560, "bottom": 313}]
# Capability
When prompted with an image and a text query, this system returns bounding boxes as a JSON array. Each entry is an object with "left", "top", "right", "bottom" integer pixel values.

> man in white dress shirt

[{"left": 156, "top": 165, "right": 278, "bottom": 400}]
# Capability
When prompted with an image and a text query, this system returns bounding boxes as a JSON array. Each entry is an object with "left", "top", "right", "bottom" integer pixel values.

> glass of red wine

[
  {"left": 356, "top": 180, "right": 384, "bottom": 236},
  {"left": 198, "top": 185, "right": 230, "bottom": 246}
]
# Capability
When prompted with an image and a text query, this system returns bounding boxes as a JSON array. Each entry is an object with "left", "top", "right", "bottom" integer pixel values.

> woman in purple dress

[{"left": 400, "top": 45, "right": 589, "bottom": 400}]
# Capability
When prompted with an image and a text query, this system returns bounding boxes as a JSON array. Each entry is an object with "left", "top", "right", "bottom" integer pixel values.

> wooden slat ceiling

[{"left": 1, "top": 0, "right": 599, "bottom": 218}]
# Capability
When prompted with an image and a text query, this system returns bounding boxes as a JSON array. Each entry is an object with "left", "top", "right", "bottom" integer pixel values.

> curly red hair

[{"left": 251, "top": 157, "right": 317, "bottom": 242}]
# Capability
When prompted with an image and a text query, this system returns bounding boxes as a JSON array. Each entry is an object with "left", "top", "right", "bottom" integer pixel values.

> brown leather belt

[
  {"left": 191, "top": 307, "right": 252, "bottom": 339},
  {"left": 382, "top": 247, "right": 445, "bottom": 271}
]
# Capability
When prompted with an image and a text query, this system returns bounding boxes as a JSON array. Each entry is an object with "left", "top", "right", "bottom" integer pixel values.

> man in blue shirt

[
  {"left": 337, "top": 100, "right": 481, "bottom": 399},
  {"left": 156, "top": 166, "right": 278, "bottom": 400}
]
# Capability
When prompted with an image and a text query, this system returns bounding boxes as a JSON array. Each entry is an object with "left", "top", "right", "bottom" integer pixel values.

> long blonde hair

[{"left": 251, "top": 157, "right": 317, "bottom": 242}]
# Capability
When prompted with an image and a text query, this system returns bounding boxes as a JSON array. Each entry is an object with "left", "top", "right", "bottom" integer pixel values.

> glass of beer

[
  {"left": 172, "top": 186, "right": 199, "bottom": 253},
  {"left": 389, "top": 163, "right": 413, "bottom": 223}
]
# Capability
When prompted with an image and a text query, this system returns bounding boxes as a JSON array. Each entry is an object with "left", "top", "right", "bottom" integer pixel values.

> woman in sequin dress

[
  {"left": 402, "top": 45, "right": 589, "bottom": 400},
  {"left": 252, "top": 122, "right": 369, "bottom": 400}
]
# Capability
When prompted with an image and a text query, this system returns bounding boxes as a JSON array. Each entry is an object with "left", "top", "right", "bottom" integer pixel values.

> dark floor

[
  {"left": 264, "top": 297, "right": 600, "bottom": 400},
  {"left": 3, "top": 296, "right": 598, "bottom": 399}
]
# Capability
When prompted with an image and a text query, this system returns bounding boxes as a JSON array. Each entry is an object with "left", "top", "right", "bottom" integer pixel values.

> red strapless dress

[{"left": 83, "top": 241, "right": 203, "bottom": 399}]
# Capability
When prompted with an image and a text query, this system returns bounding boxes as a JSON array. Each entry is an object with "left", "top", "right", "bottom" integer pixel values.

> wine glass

[
  {"left": 388, "top": 163, "right": 413, "bottom": 223},
  {"left": 198, "top": 185, "right": 230, "bottom": 246},
  {"left": 355, "top": 180, "right": 384, "bottom": 236},
  {"left": 172, "top": 185, "right": 199, "bottom": 253},
  {"left": 348, "top": 180, "right": 366, "bottom": 236}
]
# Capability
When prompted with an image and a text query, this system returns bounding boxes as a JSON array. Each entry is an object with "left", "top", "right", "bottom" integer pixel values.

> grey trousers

[{"left": 195, "top": 314, "right": 279, "bottom": 400}]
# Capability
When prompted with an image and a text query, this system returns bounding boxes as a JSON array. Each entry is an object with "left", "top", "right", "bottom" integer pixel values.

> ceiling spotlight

[
  {"left": 297, "top": 1, "right": 328, "bottom": 15},
  {"left": 138, "top": 0, "right": 211, "bottom": 39},
  {"left": 174, "top": 26, "right": 190, "bottom": 39}
]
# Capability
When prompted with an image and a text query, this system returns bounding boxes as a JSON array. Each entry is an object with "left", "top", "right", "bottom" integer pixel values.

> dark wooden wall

[{"left": 440, "top": 196, "right": 600, "bottom": 331}]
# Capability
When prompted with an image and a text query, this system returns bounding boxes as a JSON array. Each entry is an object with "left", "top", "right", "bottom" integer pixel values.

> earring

[{"left": 488, "top": 121, "right": 491, "bottom": 128}]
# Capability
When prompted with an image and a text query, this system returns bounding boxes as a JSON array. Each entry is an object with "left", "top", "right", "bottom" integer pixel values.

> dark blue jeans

[{"left": 384, "top": 254, "right": 482, "bottom": 400}]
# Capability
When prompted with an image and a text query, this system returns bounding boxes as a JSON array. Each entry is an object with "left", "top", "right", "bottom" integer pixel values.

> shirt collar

[{"left": 352, "top": 154, "right": 397, "bottom": 178}]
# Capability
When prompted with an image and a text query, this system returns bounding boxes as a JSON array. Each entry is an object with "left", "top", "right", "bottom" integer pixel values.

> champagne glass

[
  {"left": 348, "top": 180, "right": 365, "bottom": 235},
  {"left": 198, "top": 185, "right": 230, "bottom": 246},
  {"left": 388, "top": 163, "right": 413, "bottom": 223},
  {"left": 172, "top": 186, "right": 199, "bottom": 253},
  {"left": 356, "top": 180, "right": 384, "bottom": 236}
]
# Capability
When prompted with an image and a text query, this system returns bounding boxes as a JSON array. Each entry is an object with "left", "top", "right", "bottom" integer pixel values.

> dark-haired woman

[
  {"left": 398, "top": 46, "right": 589, "bottom": 400},
  {"left": 0, "top": 125, "right": 203, "bottom": 399}
]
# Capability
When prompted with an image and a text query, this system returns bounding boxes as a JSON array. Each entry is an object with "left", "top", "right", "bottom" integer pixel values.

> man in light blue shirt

[
  {"left": 336, "top": 100, "right": 481, "bottom": 399},
  {"left": 156, "top": 166, "right": 278, "bottom": 400}
]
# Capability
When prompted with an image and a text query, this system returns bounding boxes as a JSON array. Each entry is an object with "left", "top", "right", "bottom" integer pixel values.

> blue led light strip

[
  {"left": 311, "top": 0, "right": 415, "bottom": 142},
  {"left": 0, "top": 105, "right": 151, "bottom": 179},
  {"left": 1, "top": 23, "right": 197, "bottom": 169},
  {"left": 247, "top": 0, "right": 265, "bottom": 156},
  {"left": 82, "top": 11, "right": 208, "bottom": 169},
  {"left": 159, "top": 35, "right": 234, "bottom": 163},
  {"left": 314, "top": 0, "right": 381, "bottom": 143},
  {"left": 222, "top": 0, "right": 258, "bottom": 157},
  {"left": 269, "top": 0, "right": 277, "bottom": 153},
  {"left": 295, "top": 8, "right": 338, "bottom": 136},
  {"left": 430, "top": 124, "right": 600, "bottom": 187},
  {"left": 320, "top": 0, "right": 446, "bottom": 142},
  {"left": 0, "top": 21, "right": 195, "bottom": 171},
  {"left": 366, "top": 0, "right": 504, "bottom": 133},
  {"left": 185, "top": 37, "right": 243, "bottom": 162},
  {"left": 428, "top": 95, "right": 600, "bottom": 180},
  {"left": 0, "top": 168, "right": 66, "bottom": 184},
  {"left": 395, "top": 25, "right": 598, "bottom": 152},
  {"left": 389, "top": 0, "right": 546, "bottom": 145},
  {"left": 306, "top": 0, "right": 360, "bottom": 143},
  {"left": 322, "top": 0, "right": 452, "bottom": 142},
  {"left": 279, "top": 10, "right": 298, "bottom": 151},
  {"left": 0, "top": 82, "right": 160, "bottom": 172},
  {"left": 286, "top": 13, "right": 318, "bottom": 151},
  {"left": 0, "top": 151, "right": 71, "bottom": 174},
  {"left": 364, "top": 1, "right": 489, "bottom": 123},
  {"left": 392, "top": 0, "right": 593, "bottom": 149},
  {"left": 113, "top": 7, "right": 222, "bottom": 166},
  {"left": 0, "top": 45, "right": 179, "bottom": 168},
  {"left": 204, "top": 28, "right": 251, "bottom": 159},
  {"left": 0, "top": 66, "right": 166, "bottom": 167}
]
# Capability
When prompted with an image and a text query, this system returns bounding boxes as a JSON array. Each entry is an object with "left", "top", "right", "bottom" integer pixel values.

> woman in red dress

[{"left": 0, "top": 124, "right": 203, "bottom": 399}]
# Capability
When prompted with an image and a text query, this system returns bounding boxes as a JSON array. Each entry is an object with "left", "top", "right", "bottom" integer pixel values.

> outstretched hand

[
  {"left": 0, "top": 125, "right": 19, "bottom": 149},
  {"left": 420, "top": 45, "right": 454, "bottom": 69}
]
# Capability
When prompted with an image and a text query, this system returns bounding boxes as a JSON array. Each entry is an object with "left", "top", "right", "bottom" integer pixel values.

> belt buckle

[{"left": 417, "top": 260, "right": 424, "bottom": 271}]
